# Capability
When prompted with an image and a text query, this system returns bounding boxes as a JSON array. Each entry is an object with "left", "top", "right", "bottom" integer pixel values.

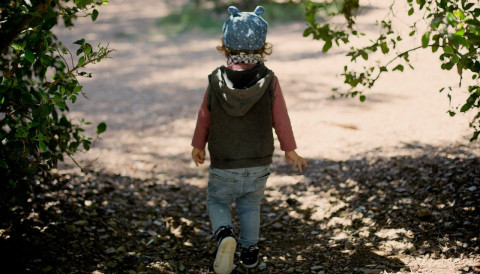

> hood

[{"left": 209, "top": 64, "right": 274, "bottom": 117}]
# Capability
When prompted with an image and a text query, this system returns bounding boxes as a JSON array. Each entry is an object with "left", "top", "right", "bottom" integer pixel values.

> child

[{"left": 191, "top": 6, "right": 307, "bottom": 274}]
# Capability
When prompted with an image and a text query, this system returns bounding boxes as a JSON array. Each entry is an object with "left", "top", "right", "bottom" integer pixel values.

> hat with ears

[{"left": 222, "top": 6, "right": 268, "bottom": 51}]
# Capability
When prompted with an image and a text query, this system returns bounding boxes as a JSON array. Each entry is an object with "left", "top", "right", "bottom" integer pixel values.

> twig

[
  {"left": 56, "top": 46, "right": 71, "bottom": 71},
  {"left": 66, "top": 152, "right": 85, "bottom": 173},
  {"left": 261, "top": 208, "right": 289, "bottom": 228},
  {"left": 369, "top": 45, "right": 424, "bottom": 86},
  {"left": 43, "top": 47, "right": 115, "bottom": 92}
]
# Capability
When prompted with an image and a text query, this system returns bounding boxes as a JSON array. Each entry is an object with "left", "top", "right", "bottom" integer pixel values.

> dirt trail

[{"left": 55, "top": 0, "right": 477, "bottom": 180}]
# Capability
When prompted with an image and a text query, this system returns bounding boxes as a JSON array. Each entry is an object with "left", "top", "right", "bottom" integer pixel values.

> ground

[{"left": 1, "top": 0, "right": 480, "bottom": 273}]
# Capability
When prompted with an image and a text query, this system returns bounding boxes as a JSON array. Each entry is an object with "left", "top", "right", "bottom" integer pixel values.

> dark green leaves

[
  {"left": 408, "top": 7, "right": 414, "bottom": 16},
  {"left": 92, "top": 9, "right": 99, "bottom": 21},
  {"left": 444, "top": 46, "right": 454, "bottom": 54},
  {"left": 24, "top": 50, "right": 35, "bottom": 63},
  {"left": 380, "top": 42, "right": 389, "bottom": 54},
  {"left": 392, "top": 64, "right": 404, "bottom": 72},
  {"left": 96, "top": 122, "right": 107, "bottom": 134},
  {"left": 0, "top": 0, "right": 111, "bottom": 203},
  {"left": 322, "top": 40, "right": 333, "bottom": 52}
]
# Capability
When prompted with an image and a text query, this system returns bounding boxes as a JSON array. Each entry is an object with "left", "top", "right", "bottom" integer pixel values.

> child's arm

[
  {"left": 285, "top": 150, "right": 308, "bottom": 172},
  {"left": 271, "top": 77, "right": 307, "bottom": 172},
  {"left": 191, "top": 87, "right": 210, "bottom": 166}
]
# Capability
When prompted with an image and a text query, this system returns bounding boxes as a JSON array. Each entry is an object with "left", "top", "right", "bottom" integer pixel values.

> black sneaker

[
  {"left": 213, "top": 226, "right": 236, "bottom": 274},
  {"left": 240, "top": 244, "right": 259, "bottom": 268}
]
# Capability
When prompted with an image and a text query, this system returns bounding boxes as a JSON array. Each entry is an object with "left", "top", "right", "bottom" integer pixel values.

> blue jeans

[{"left": 207, "top": 165, "right": 270, "bottom": 248}]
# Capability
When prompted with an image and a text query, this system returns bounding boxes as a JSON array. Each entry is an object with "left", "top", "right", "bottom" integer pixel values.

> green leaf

[
  {"left": 460, "top": 102, "right": 472, "bottom": 112},
  {"left": 444, "top": 46, "right": 454, "bottom": 54},
  {"left": 431, "top": 17, "right": 442, "bottom": 29},
  {"left": 39, "top": 141, "right": 47, "bottom": 152},
  {"left": 28, "top": 12, "right": 41, "bottom": 17},
  {"left": 74, "top": 38, "right": 85, "bottom": 45},
  {"left": 73, "top": 86, "right": 83, "bottom": 93},
  {"left": 359, "top": 95, "right": 366, "bottom": 102},
  {"left": 322, "top": 40, "right": 333, "bottom": 52},
  {"left": 360, "top": 51, "right": 368, "bottom": 60},
  {"left": 451, "top": 55, "right": 459, "bottom": 64},
  {"left": 303, "top": 28, "right": 313, "bottom": 37},
  {"left": 422, "top": 32, "right": 430, "bottom": 48},
  {"left": 408, "top": 7, "right": 414, "bottom": 16},
  {"left": 40, "top": 55, "right": 51, "bottom": 66},
  {"left": 55, "top": 101, "right": 67, "bottom": 110},
  {"left": 380, "top": 42, "right": 389, "bottom": 54},
  {"left": 0, "top": 159, "right": 8, "bottom": 169},
  {"left": 38, "top": 105, "right": 52, "bottom": 117},
  {"left": 82, "top": 140, "right": 91, "bottom": 150},
  {"left": 84, "top": 44, "right": 92, "bottom": 55},
  {"left": 392, "top": 64, "right": 404, "bottom": 72},
  {"left": 24, "top": 50, "right": 35, "bottom": 63},
  {"left": 465, "top": 3, "right": 475, "bottom": 10},
  {"left": 446, "top": 12, "right": 457, "bottom": 26},
  {"left": 92, "top": 9, "right": 99, "bottom": 21},
  {"left": 470, "top": 131, "right": 479, "bottom": 142},
  {"left": 96, "top": 122, "right": 107, "bottom": 134},
  {"left": 11, "top": 43, "right": 24, "bottom": 51},
  {"left": 453, "top": 10, "right": 465, "bottom": 20},
  {"left": 78, "top": 56, "right": 85, "bottom": 66}
]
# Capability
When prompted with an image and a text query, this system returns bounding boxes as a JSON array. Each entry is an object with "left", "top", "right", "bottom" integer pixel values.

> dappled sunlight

[
  {"left": 4, "top": 0, "right": 478, "bottom": 272},
  {"left": 2, "top": 142, "right": 479, "bottom": 272},
  {"left": 264, "top": 143, "right": 479, "bottom": 272}
]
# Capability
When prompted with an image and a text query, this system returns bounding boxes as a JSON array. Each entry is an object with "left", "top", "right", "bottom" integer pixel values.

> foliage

[
  {"left": 302, "top": 0, "right": 480, "bottom": 141},
  {"left": 0, "top": 0, "right": 113, "bottom": 204},
  {"left": 158, "top": 1, "right": 305, "bottom": 35}
]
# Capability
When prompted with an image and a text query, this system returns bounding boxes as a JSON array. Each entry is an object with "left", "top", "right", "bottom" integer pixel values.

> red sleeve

[
  {"left": 191, "top": 87, "right": 210, "bottom": 150},
  {"left": 272, "top": 77, "right": 297, "bottom": 151}
]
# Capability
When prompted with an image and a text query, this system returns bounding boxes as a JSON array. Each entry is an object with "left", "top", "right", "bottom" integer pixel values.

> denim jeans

[{"left": 207, "top": 165, "right": 270, "bottom": 248}]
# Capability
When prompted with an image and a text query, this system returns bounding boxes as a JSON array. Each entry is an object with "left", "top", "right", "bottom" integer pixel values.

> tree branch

[
  {"left": 43, "top": 47, "right": 115, "bottom": 92},
  {"left": 370, "top": 45, "right": 424, "bottom": 84}
]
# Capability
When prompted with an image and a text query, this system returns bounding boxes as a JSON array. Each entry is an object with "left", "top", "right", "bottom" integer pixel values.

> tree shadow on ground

[
  {"left": 1, "top": 143, "right": 479, "bottom": 273},
  {"left": 265, "top": 142, "right": 480, "bottom": 273}
]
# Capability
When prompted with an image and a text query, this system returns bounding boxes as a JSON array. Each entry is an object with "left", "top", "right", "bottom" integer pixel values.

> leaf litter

[{"left": 0, "top": 145, "right": 479, "bottom": 273}]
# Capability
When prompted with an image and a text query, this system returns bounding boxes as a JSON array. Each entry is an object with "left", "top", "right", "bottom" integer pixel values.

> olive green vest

[{"left": 207, "top": 64, "right": 275, "bottom": 169}]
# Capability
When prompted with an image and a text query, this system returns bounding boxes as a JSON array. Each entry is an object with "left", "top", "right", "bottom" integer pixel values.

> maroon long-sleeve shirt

[{"left": 191, "top": 63, "right": 297, "bottom": 152}]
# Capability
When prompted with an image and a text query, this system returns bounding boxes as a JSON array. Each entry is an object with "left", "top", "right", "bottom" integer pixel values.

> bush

[{"left": 0, "top": 0, "right": 113, "bottom": 204}]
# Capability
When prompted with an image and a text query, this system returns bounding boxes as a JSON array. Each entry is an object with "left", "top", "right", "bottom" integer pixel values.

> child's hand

[
  {"left": 285, "top": 150, "right": 307, "bottom": 172},
  {"left": 192, "top": 148, "right": 206, "bottom": 166}
]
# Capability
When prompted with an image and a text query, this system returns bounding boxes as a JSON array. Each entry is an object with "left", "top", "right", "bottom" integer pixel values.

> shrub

[{"left": 0, "top": 0, "right": 113, "bottom": 204}]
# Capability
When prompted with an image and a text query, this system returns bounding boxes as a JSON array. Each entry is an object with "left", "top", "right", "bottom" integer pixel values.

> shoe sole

[
  {"left": 242, "top": 260, "right": 258, "bottom": 269},
  {"left": 214, "top": 237, "right": 236, "bottom": 274}
]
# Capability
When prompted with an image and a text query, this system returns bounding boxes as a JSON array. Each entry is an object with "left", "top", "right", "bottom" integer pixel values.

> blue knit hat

[{"left": 222, "top": 6, "right": 268, "bottom": 51}]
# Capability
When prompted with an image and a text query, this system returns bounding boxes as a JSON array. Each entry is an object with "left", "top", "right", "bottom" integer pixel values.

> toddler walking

[{"left": 191, "top": 6, "right": 307, "bottom": 274}]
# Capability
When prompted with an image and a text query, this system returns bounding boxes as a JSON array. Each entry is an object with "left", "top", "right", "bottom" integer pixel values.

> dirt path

[
  {"left": 30, "top": 0, "right": 480, "bottom": 273},
  {"left": 56, "top": 0, "right": 476, "bottom": 177}
]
